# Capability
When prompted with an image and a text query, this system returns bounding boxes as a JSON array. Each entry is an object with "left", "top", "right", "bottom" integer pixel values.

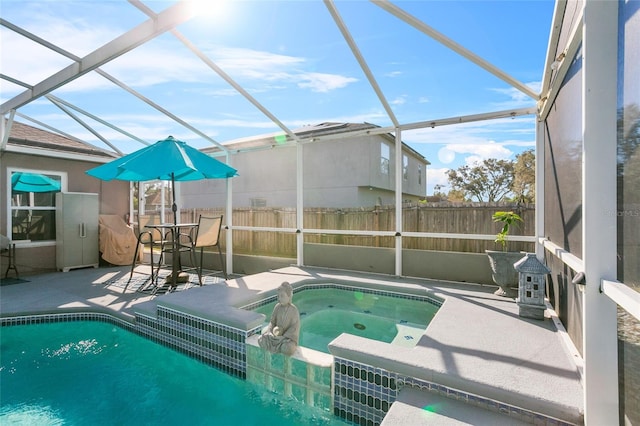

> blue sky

[{"left": 0, "top": 0, "right": 555, "bottom": 195}]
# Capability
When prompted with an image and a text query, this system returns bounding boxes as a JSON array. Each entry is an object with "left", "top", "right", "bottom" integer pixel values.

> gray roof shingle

[{"left": 7, "top": 121, "right": 116, "bottom": 159}]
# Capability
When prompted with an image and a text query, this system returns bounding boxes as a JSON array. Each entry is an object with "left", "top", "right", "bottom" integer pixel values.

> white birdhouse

[{"left": 514, "top": 253, "right": 550, "bottom": 320}]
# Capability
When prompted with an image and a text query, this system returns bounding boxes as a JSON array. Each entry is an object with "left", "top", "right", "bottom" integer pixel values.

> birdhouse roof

[{"left": 514, "top": 253, "right": 551, "bottom": 274}]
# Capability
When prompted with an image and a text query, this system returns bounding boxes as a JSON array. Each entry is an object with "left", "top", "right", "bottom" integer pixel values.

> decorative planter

[{"left": 485, "top": 250, "right": 526, "bottom": 297}]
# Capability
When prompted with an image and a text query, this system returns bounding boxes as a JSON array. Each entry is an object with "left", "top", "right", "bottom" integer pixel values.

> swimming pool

[
  {"left": 248, "top": 285, "right": 441, "bottom": 353},
  {"left": 0, "top": 321, "right": 347, "bottom": 425}
]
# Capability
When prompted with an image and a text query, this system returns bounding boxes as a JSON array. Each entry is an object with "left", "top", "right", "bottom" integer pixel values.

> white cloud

[
  {"left": 448, "top": 141, "right": 514, "bottom": 161},
  {"left": 207, "top": 46, "right": 358, "bottom": 92},
  {"left": 2, "top": 14, "right": 359, "bottom": 99},
  {"left": 0, "top": 29, "right": 77, "bottom": 92},
  {"left": 212, "top": 46, "right": 304, "bottom": 77},
  {"left": 0, "top": 4, "right": 127, "bottom": 93},
  {"left": 390, "top": 96, "right": 407, "bottom": 106},
  {"left": 464, "top": 155, "right": 484, "bottom": 166},
  {"left": 297, "top": 72, "right": 358, "bottom": 93},
  {"left": 489, "top": 81, "right": 542, "bottom": 108},
  {"left": 2, "top": 1, "right": 551, "bottom": 159},
  {"left": 426, "top": 167, "right": 451, "bottom": 192}
]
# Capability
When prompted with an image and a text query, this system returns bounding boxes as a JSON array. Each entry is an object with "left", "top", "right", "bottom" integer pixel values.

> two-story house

[{"left": 182, "top": 122, "right": 429, "bottom": 209}]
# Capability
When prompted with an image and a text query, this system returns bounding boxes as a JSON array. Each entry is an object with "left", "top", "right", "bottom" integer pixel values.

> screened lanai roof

[{"left": 1, "top": 0, "right": 553, "bottom": 191}]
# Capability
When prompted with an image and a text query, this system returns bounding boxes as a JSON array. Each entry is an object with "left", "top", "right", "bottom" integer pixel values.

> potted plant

[{"left": 486, "top": 211, "right": 525, "bottom": 297}]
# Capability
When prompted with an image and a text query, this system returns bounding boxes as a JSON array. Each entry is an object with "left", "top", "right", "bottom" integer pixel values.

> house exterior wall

[
  {"left": 2, "top": 151, "right": 130, "bottom": 219},
  {"left": 1, "top": 151, "right": 130, "bottom": 275},
  {"left": 181, "top": 134, "right": 427, "bottom": 209}
]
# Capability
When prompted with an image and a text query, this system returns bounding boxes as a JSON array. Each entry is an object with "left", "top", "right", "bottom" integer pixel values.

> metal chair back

[
  {"left": 195, "top": 215, "right": 222, "bottom": 248},
  {"left": 190, "top": 215, "right": 226, "bottom": 283}
]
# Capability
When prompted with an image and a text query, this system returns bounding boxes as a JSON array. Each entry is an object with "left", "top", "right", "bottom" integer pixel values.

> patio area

[{"left": 0, "top": 265, "right": 584, "bottom": 425}]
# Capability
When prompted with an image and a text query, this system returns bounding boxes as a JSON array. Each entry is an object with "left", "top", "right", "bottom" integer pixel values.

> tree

[
  {"left": 512, "top": 149, "right": 535, "bottom": 202},
  {"left": 447, "top": 158, "right": 514, "bottom": 202},
  {"left": 446, "top": 189, "right": 467, "bottom": 202}
]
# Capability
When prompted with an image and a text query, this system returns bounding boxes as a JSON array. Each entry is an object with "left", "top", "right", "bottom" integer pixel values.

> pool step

[
  {"left": 391, "top": 323, "right": 425, "bottom": 348},
  {"left": 382, "top": 387, "right": 532, "bottom": 425}
]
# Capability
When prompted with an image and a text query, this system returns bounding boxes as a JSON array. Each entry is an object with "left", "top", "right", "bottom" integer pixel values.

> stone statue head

[{"left": 277, "top": 281, "right": 293, "bottom": 305}]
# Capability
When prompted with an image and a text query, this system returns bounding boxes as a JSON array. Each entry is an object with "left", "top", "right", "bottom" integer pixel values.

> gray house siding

[{"left": 182, "top": 127, "right": 428, "bottom": 209}]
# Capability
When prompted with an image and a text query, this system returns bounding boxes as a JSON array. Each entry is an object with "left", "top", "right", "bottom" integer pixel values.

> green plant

[{"left": 492, "top": 211, "right": 523, "bottom": 251}]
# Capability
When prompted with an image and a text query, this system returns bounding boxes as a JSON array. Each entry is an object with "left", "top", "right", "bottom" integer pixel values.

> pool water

[
  {"left": 0, "top": 321, "right": 346, "bottom": 426},
  {"left": 252, "top": 287, "right": 439, "bottom": 353}
]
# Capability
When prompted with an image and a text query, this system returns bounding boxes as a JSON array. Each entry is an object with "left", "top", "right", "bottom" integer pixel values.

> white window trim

[{"left": 6, "top": 167, "right": 68, "bottom": 245}]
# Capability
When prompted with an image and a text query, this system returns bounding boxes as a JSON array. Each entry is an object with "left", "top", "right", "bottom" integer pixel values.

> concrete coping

[
  {"left": 238, "top": 276, "right": 445, "bottom": 306},
  {"left": 247, "top": 334, "right": 334, "bottom": 368},
  {"left": 328, "top": 334, "right": 582, "bottom": 425},
  {"left": 158, "top": 300, "right": 266, "bottom": 331}
]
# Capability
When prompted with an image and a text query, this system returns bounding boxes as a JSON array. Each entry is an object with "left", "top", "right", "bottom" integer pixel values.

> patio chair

[
  {"left": 183, "top": 215, "right": 227, "bottom": 285},
  {"left": 1, "top": 234, "right": 18, "bottom": 279},
  {"left": 126, "top": 214, "right": 170, "bottom": 290}
]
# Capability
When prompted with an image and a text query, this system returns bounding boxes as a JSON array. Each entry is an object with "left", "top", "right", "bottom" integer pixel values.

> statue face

[{"left": 277, "top": 286, "right": 292, "bottom": 304}]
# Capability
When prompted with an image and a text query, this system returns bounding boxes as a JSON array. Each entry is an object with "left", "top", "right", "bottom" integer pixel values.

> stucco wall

[
  {"left": 2, "top": 152, "right": 131, "bottom": 275},
  {"left": 181, "top": 134, "right": 427, "bottom": 209}
]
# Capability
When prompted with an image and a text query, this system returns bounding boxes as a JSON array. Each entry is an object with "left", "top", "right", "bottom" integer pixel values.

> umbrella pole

[
  {"left": 171, "top": 173, "right": 177, "bottom": 226},
  {"left": 170, "top": 172, "right": 179, "bottom": 285}
]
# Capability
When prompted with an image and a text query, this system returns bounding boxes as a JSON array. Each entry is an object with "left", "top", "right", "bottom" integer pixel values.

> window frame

[
  {"left": 380, "top": 142, "right": 390, "bottom": 175},
  {"left": 6, "top": 167, "right": 67, "bottom": 245},
  {"left": 403, "top": 155, "right": 409, "bottom": 181}
]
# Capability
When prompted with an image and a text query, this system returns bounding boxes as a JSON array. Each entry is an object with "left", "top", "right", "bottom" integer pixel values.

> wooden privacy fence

[{"left": 161, "top": 202, "right": 535, "bottom": 257}]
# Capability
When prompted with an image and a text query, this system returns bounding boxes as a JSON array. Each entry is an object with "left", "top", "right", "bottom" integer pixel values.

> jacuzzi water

[
  {"left": 251, "top": 286, "right": 440, "bottom": 353},
  {"left": 0, "top": 321, "right": 347, "bottom": 425}
]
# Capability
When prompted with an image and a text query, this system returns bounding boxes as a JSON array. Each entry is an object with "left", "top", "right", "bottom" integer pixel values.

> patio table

[{"left": 144, "top": 222, "right": 198, "bottom": 291}]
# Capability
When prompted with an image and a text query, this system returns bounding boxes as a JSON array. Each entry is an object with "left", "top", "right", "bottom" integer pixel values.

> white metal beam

[
  {"left": 12, "top": 111, "right": 110, "bottom": 152},
  {"left": 538, "top": 8, "right": 584, "bottom": 120},
  {"left": 47, "top": 97, "right": 123, "bottom": 155},
  {"left": 325, "top": 0, "right": 399, "bottom": 128},
  {"left": 296, "top": 141, "right": 304, "bottom": 266},
  {"left": 95, "top": 70, "right": 226, "bottom": 148},
  {"left": 535, "top": 121, "right": 545, "bottom": 259},
  {"left": 298, "top": 107, "right": 536, "bottom": 146},
  {"left": 45, "top": 95, "right": 150, "bottom": 147},
  {"left": 2, "top": 14, "right": 221, "bottom": 151},
  {"left": 581, "top": 0, "right": 619, "bottom": 423},
  {"left": 540, "top": 1, "right": 568, "bottom": 102},
  {"left": 394, "top": 130, "right": 403, "bottom": 276},
  {"left": 400, "top": 107, "right": 536, "bottom": 132},
  {"left": 129, "top": 0, "right": 301, "bottom": 146},
  {"left": 540, "top": 237, "right": 584, "bottom": 274},
  {"left": 602, "top": 280, "right": 640, "bottom": 322},
  {"left": 2, "top": 70, "right": 149, "bottom": 149},
  {"left": 0, "top": 111, "right": 16, "bottom": 151},
  {"left": 0, "top": 1, "right": 197, "bottom": 115},
  {"left": 372, "top": 0, "right": 539, "bottom": 101}
]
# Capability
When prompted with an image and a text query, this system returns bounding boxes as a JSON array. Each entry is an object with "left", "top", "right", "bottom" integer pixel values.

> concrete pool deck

[{"left": 0, "top": 265, "right": 584, "bottom": 425}]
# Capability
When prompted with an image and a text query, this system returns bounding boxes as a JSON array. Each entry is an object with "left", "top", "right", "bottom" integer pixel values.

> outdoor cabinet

[{"left": 55, "top": 192, "right": 99, "bottom": 272}]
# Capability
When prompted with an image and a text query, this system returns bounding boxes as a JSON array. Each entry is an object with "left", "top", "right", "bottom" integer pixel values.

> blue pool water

[
  {"left": 0, "top": 321, "right": 346, "bottom": 425},
  {"left": 252, "top": 287, "right": 439, "bottom": 353}
]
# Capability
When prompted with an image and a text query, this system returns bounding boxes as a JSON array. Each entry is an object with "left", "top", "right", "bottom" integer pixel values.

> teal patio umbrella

[
  {"left": 11, "top": 172, "right": 61, "bottom": 193},
  {"left": 86, "top": 136, "right": 237, "bottom": 224}
]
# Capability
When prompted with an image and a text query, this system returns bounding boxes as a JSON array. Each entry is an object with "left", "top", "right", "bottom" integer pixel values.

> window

[
  {"left": 380, "top": 143, "right": 390, "bottom": 175},
  {"left": 418, "top": 165, "right": 422, "bottom": 185},
  {"left": 403, "top": 155, "right": 409, "bottom": 181},
  {"left": 251, "top": 197, "right": 267, "bottom": 207},
  {"left": 8, "top": 169, "right": 64, "bottom": 242}
]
